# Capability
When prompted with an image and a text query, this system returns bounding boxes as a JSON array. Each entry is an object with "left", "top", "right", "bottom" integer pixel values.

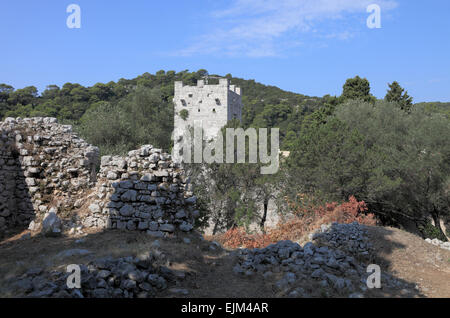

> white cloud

[{"left": 176, "top": 0, "right": 398, "bottom": 57}]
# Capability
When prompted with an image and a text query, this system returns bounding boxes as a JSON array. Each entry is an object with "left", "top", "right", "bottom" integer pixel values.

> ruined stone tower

[{"left": 173, "top": 78, "right": 242, "bottom": 161}]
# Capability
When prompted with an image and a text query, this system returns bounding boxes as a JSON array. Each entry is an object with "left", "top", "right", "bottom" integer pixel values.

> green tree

[
  {"left": 385, "top": 81, "right": 413, "bottom": 112},
  {"left": 90, "top": 83, "right": 114, "bottom": 101},
  {"left": 286, "top": 116, "right": 368, "bottom": 202},
  {"left": 77, "top": 87, "right": 173, "bottom": 156},
  {"left": 77, "top": 102, "right": 135, "bottom": 155},
  {"left": 335, "top": 100, "right": 449, "bottom": 239},
  {"left": 185, "top": 120, "right": 281, "bottom": 234},
  {"left": 287, "top": 99, "right": 450, "bottom": 240},
  {"left": 0, "top": 84, "right": 14, "bottom": 103},
  {"left": 341, "top": 76, "right": 376, "bottom": 103},
  {"left": 7, "top": 86, "right": 38, "bottom": 107},
  {"left": 41, "top": 85, "right": 60, "bottom": 100},
  {"left": 0, "top": 84, "right": 14, "bottom": 118}
]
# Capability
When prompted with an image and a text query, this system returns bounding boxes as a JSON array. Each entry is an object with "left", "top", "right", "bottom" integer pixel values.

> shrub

[
  {"left": 179, "top": 109, "right": 189, "bottom": 121},
  {"left": 219, "top": 228, "right": 274, "bottom": 249},
  {"left": 269, "top": 196, "right": 376, "bottom": 243},
  {"left": 218, "top": 196, "right": 376, "bottom": 249},
  {"left": 287, "top": 100, "right": 450, "bottom": 234},
  {"left": 422, "top": 222, "right": 448, "bottom": 241}
]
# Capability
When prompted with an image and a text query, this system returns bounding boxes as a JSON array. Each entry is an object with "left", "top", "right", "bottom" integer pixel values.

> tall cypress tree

[{"left": 385, "top": 81, "right": 413, "bottom": 112}]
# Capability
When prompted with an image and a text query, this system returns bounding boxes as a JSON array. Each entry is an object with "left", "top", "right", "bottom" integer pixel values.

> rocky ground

[
  {"left": 0, "top": 223, "right": 449, "bottom": 298},
  {"left": 424, "top": 238, "right": 450, "bottom": 251}
]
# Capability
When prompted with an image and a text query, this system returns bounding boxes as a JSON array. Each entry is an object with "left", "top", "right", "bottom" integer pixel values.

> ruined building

[
  {"left": 0, "top": 117, "right": 198, "bottom": 238},
  {"left": 172, "top": 78, "right": 242, "bottom": 161}
]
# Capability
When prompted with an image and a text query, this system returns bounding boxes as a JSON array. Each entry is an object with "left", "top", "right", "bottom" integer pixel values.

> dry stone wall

[
  {"left": 0, "top": 117, "right": 197, "bottom": 237},
  {"left": 82, "top": 145, "right": 198, "bottom": 237},
  {"left": 0, "top": 117, "right": 99, "bottom": 235}
]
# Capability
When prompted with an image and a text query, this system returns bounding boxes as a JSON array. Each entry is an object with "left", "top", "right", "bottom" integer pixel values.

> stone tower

[{"left": 173, "top": 78, "right": 242, "bottom": 161}]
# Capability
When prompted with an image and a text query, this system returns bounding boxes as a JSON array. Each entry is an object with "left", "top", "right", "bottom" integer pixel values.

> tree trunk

[
  {"left": 431, "top": 209, "right": 447, "bottom": 241},
  {"left": 260, "top": 198, "right": 269, "bottom": 232},
  {"left": 212, "top": 214, "right": 221, "bottom": 236}
]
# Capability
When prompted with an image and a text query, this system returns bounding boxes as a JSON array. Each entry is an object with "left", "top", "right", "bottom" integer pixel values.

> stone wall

[
  {"left": 80, "top": 145, "right": 198, "bottom": 237},
  {"left": 0, "top": 117, "right": 99, "bottom": 235},
  {"left": 0, "top": 117, "right": 197, "bottom": 237},
  {"left": 173, "top": 79, "right": 243, "bottom": 163}
]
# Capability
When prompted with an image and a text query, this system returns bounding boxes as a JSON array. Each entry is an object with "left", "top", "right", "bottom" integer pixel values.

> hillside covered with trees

[{"left": 0, "top": 70, "right": 323, "bottom": 155}]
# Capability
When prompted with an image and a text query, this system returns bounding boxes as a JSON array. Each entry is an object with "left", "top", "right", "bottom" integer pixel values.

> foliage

[
  {"left": 219, "top": 228, "right": 275, "bottom": 249},
  {"left": 77, "top": 87, "right": 173, "bottom": 156},
  {"left": 185, "top": 119, "right": 282, "bottom": 234},
  {"left": 286, "top": 116, "right": 368, "bottom": 202},
  {"left": 3, "top": 71, "right": 449, "bottom": 238},
  {"left": 179, "top": 109, "right": 189, "bottom": 121},
  {"left": 385, "top": 81, "right": 413, "bottom": 112},
  {"left": 285, "top": 99, "right": 450, "bottom": 238},
  {"left": 217, "top": 196, "right": 375, "bottom": 249},
  {"left": 0, "top": 69, "right": 326, "bottom": 156},
  {"left": 76, "top": 102, "right": 136, "bottom": 156},
  {"left": 414, "top": 102, "right": 450, "bottom": 118},
  {"left": 420, "top": 222, "right": 448, "bottom": 241},
  {"left": 287, "top": 195, "right": 376, "bottom": 225},
  {"left": 341, "top": 76, "right": 376, "bottom": 103}
]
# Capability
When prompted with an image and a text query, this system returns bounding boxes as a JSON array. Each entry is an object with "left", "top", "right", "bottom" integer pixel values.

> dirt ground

[
  {"left": 0, "top": 225, "right": 449, "bottom": 298},
  {"left": 0, "top": 229, "right": 277, "bottom": 298},
  {"left": 367, "top": 226, "right": 450, "bottom": 298}
]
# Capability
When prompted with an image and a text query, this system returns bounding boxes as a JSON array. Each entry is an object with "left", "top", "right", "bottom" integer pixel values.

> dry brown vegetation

[{"left": 216, "top": 196, "right": 376, "bottom": 249}]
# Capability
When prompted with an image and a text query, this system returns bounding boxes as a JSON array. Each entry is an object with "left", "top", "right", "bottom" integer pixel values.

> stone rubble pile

[
  {"left": 10, "top": 252, "right": 187, "bottom": 298},
  {"left": 232, "top": 222, "right": 411, "bottom": 297},
  {"left": 311, "top": 222, "right": 374, "bottom": 258},
  {"left": 0, "top": 117, "right": 99, "bottom": 234},
  {"left": 425, "top": 238, "right": 450, "bottom": 251}
]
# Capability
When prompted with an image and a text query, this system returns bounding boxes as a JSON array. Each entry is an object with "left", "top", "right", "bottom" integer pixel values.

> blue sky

[{"left": 1, "top": 0, "right": 449, "bottom": 102}]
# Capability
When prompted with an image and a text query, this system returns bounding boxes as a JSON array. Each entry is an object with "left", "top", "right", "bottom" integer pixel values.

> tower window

[
  {"left": 181, "top": 99, "right": 187, "bottom": 106},
  {"left": 213, "top": 108, "right": 216, "bottom": 113},
  {"left": 215, "top": 98, "right": 221, "bottom": 105},
  {"left": 188, "top": 93, "right": 193, "bottom": 98}
]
